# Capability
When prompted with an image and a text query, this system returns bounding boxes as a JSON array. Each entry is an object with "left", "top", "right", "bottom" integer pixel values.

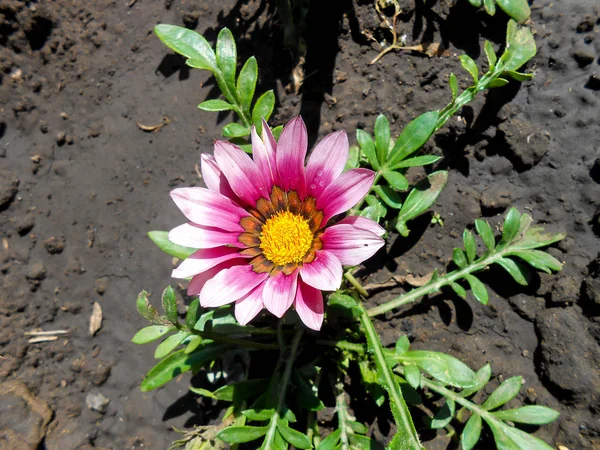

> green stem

[
  {"left": 213, "top": 71, "right": 252, "bottom": 127},
  {"left": 317, "top": 339, "right": 366, "bottom": 354},
  {"left": 334, "top": 382, "right": 351, "bottom": 450},
  {"left": 344, "top": 272, "right": 369, "bottom": 298}
]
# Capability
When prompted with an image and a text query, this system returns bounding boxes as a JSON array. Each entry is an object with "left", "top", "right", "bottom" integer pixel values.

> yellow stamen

[{"left": 260, "top": 211, "right": 313, "bottom": 266}]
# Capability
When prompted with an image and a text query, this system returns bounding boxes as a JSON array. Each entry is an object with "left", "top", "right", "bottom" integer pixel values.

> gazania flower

[{"left": 168, "top": 117, "right": 385, "bottom": 330}]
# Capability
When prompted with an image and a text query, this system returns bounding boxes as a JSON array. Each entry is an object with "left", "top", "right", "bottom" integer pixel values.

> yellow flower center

[{"left": 260, "top": 211, "right": 313, "bottom": 266}]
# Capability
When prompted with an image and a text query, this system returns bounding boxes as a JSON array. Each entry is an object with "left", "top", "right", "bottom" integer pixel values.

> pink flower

[{"left": 169, "top": 117, "right": 385, "bottom": 330}]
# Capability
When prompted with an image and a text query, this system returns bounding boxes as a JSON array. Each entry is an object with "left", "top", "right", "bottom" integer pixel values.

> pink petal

[
  {"left": 200, "top": 264, "right": 268, "bottom": 307},
  {"left": 321, "top": 224, "right": 384, "bottom": 266},
  {"left": 299, "top": 250, "right": 343, "bottom": 291},
  {"left": 261, "top": 118, "right": 277, "bottom": 155},
  {"left": 263, "top": 270, "right": 299, "bottom": 318},
  {"left": 337, "top": 216, "right": 386, "bottom": 237},
  {"left": 172, "top": 247, "right": 246, "bottom": 279},
  {"left": 187, "top": 259, "right": 243, "bottom": 295},
  {"left": 170, "top": 187, "right": 248, "bottom": 232},
  {"left": 294, "top": 281, "right": 324, "bottom": 331},
  {"left": 316, "top": 169, "right": 375, "bottom": 224},
  {"left": 235, "top": 283, "right": 265, "bottom": 325},
  {"left": 200, "top": 154, "right": 238, "bottom": 200},
  {"left": 251, "top": 125, "right": 277, "bottom": 192},
  {"left": 168, "top": 223, "right": 243, "bottom": 249},
  {"left": 305, "top": 130, "right": 348, "bottom": 198},
  {"left": 214, "top": 140, "right": 269, "bottom": 205},
  {"left": 276, "top": 117, "right": 307, "bottom": 197}
]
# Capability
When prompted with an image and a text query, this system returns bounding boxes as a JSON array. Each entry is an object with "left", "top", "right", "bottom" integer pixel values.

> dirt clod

[
  {"left": 85, "top": 392, "right": 110, "bottom": 413},
  {"left": 0, "top": 170, "right": 19, "bottom": 209},
  {"left": 44, "top": 236, "right": 65, "bottom": 254}
]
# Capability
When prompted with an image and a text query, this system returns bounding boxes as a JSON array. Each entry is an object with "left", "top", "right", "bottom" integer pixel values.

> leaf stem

[{"left": 344, "top": 271, "right": 369, "bottom": 298}]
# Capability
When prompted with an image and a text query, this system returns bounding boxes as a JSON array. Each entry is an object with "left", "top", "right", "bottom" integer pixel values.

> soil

[{"left": 1, "top": 0, "right": 599, "bottom": 449}]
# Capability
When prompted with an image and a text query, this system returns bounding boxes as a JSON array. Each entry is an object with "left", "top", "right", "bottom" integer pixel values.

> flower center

[{"left": 259, "top": 210, "right": 313, "bottom": 266}]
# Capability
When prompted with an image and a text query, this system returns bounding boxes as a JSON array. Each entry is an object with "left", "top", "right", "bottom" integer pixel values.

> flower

[{"left": 168, "top": 117, "right": 385, "bottom": 330}]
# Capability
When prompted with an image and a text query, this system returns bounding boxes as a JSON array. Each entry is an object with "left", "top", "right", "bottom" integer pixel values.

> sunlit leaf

[
  {"left": 252, "top": 90, "right": 275, "bottom": 132},
  {"left": 508, "top": 250, "right": 562, "bottom": 273},
  {"left": 465, "top": 274, "right": 488, "bottom": 305},
  {"left": 237, "top": 56, "right": 258, "bottom": 109},
  {"left": 492, "top": 405, "right": 559, "bottom": 425},
  {"left": 461, "top": 363, "right": 492, "bottom": 398},
  {"left": 463, "top": 230, "right": 477, "bottom": 263},
  {"left": 374, "top": 115, "right": 391, "bottom": 166},
  {"left": 198, "top": 99, "right": 234, "bottom": 112},
  {"left": 136, "top": 290, "right": 163, "bottom": 325},
  {"left": 461, "top": 413, "right": 482, "bottom": 450},
  {"left": 345, "top": 145, "right": 360, "bottom": 170},
  {"left": 154, "top": 331, "right": 190, "bottom": 359},
  {"left": 217, "top": 425, "right": 269, "bottom": 443},
  {"left": 404, "top": 364, "right": 421, "bottom": 390},
  {"left": 148, "top": 231, "right": 195, "bottom": 260},
  {"left": 132, "top": 325, "right": 175, "bottom": 344},
  {"left": 498, "top": 207, "right": 521, "bottom": 249},
  {"left": 449, "top": 73, "right": 459, "bottom": 101},
  {"left": 450, "top": 282, "right": 467, "bottom": 299},
  {"left": 154, "top": 24, "right": 217, "bottom": 72},
  {"left": 489, "top": 78, "right": 510, "bottom": 88},
  {"left": 459, "top": 54, "right": 479, "bottom": 82},
  {"left": 222, "top": 123, "right": 251, "bottom": 138},
  {"left": 484, "top": 40, "right": 498, "bottom": 69},
  {"left": 496, "top": 0, "right": 530, "bottom": 23},
  {"left": 475, "top": 219, "right": 495, "bottom": 251},
  {"left": 499, "top": 21, "right": 536, "bottom": 72},
  {"left": 162, "top": 286, "right": 178, "bottom": 323},
  {"left": 373, "top": 185, "right": 403, "bottom": 209},
  {"left": 389, "top": 155, "right": 441, "bottom": 170},
  {"left": 431, "top": 399, "right": 455, "bottom": 429},
  {"left": 399, "top": 350, "right": 477, "bottom": 388},
  {"left": 387, "top": 111, "right": 439, "bottom": 168},
  {"left": 395, "top": 335, "right": 410, "bottom": 355},
  {"left": 185, "top": 298, "right": 200, "bottom": 330},
  {"left": 453, "top": 248, "right": 468, "bottom": 269},
  {"left": 483, "top": 0, "right": 496, "bottom": 15},
  {"left": 356, "top": 129, "right": 379, "bottom": 170},
  {"left": 482, "top": 376, "right": 523, "bottom": 410},
  {"left": 496, "top": 257, "right": 528, "bottom": 285},
  {"left": 382, "top": 170, "right": 409, "bottom": 191},
  {"left": 216, "top": 28, "right": 237, "bottom": 95},
  {"left": 277, "top": 418, "right": 311, "bottom": 449},
  {"left": 317, "top": 429, "right": 341, "bottom": 450},
  {"left": 485, "top": 418, "right": 555, "bottom": 450}
]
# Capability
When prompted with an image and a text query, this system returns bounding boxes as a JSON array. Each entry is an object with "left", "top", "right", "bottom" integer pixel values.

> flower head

[{"left": 169, "top": 117, "right": 385, "bottom": 330}]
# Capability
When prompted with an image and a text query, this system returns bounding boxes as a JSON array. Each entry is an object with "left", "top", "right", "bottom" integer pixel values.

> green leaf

[
  {"left": 395, "top": 375, "right": 423, "bottom": 405},
  {"left": 496, "top": 0, "right": 530, "bottom": 23},
  {"left": 450, "top": 282, "right": 467, "bottom": 299},
  {"left": 237, "top": 57, "right": 258, "bottom": 109},
  {"left": 399, "top": 351, "right": 477, "bottom": 388},
  {"left": 475, "top": 219, "right": 495, "bottom": 251},
  {"left": 465, "top": 274, "right": 488, "bottom": 305},
  {"left": 430, "top": 399, "right": 455, "bottom": 429},
  {"left": 499, "top": 21, "right": 536, "bottom": 72},
  {"left": 154, "top": 24, "right": 217, "bottom": 72},
  {"left": 468, "top": 0, "right": 482, "bottom": 7},
  {"left": 482, "top": 376, "right": 523, "bottom": 410},
  {"left": 387, "top": 111, "right": 439, "bottom": 168},
  {"left": 461, "top": 363, "right": 492, "bottom": 398},
  {"left": 132, "top": 325, "right": 175, "bottom": 344},
  {"left": 489, "top": 78, "right": 510, "bottom": 88},
  {"left": 184, "top": 335, "right": 203, "bottom": 354},
  {"left": 212, "top": 378, "right": 269, "bottom": 402},
  {"left": 463, "top": 230, "right": 477, "bottom": 263},
  {"left": 395, "top": 171, "right": 448, "bottom": 237},
  {"left": 349, "top": 421, "right": 369, "bottom": 434},
  {"left": 388, "top": 155, "right": 441, "bottom": 170},
  {"left": 217, "top": 425, "right": 269, "bottom": 444},
  {"left": 189, "top": 386, "right": 219, "bottom": 400},
  {"left": 272, "top": 125, "right": 283, "bottom": 140},
  {"left": 359, "top": 360, "right": 385, "bottom": 407},
  {"left": 484, "top": 40, "right": 498, "bottom": 69},
  {"left": 293, "top": 370, "right": 325, "bottom": 411},
  {"left": 162, "top": 286, "right": 178, "bottom": 323},
  {"left": 496, "top": 257, "right": 528, "bottom": 285},
  {"left": 148, "top": 231, "right": 195, "bottom": 260},
  {"left": 504, "top": 70, "right": 533, "bottom": 81},
  {"left": 317, "top": 429, "right": 341, "bottom": 450},
  {"left": 252, "top": 90, "right": 275, "bottom": 131},
  {"left": 459, "top": 54, "right": 479, "bottom": 83},
  {"left": 241, "top": 408, "right": 275, "bottom": 421},
  {"left": 483, "top": 0, "right": 496, "bottom": 15},
  {"left": 404, "top": 364, "right": 421, "bottom": 389},
  {"left": 356, "top": 129, "right": 379, "bottom": 170},
  {"left": 485, "top": 418, "right": 555, "bottom": 450},
  {"left": 216, "top": 28, "right": 237, "bottom": 94},
  {"left": 185, "top": 298, "right": 200, "bottom": 330},
  {"left": 498, "top": 207, "right": 521, "bottom": 248},
  {"left": 277, "top": 419, "right": 311, "bottom": 449},
  {"left": 461, "top": 413, "right": 482, "bottom": 450},
  {"left": 350, "top": 434, "right": 385, "bottom": 450},
  {"left": 198, "top": 99, "right": 234, "bottom": 112},
  {"left": 449, "top": 73, "right": 459, "bottom": 101},
  {"left": 360, "top": 200, "right": 387, "bottom": 222},
  {"left": 154, "top": 331, "right": 189, "bottom": 359},
  {"left": 345, "top": 145, "right": 360, "bottom": 170},
  {"left": 374, "top": 115, "right": 391, "bottom": 166},
  {"left": 141, "top": 344, "right": 227, "bottom": 391},
  {"left": 453, "top": 248, "right": 468, "bottom": 269},
  {"left": 395, "top": 335, "right": 410, "bottom": 355},
  {"left": 373, "top": 185, "right": 403, "bottom": 209},
  {"left": 509, "top": 250, "right": 562, "bottom": 273},
  {"left": 492, "top": 405, "right": 559, "bottom": 425},
  {"left": 327, "top": 292, "right": 362, "bottom": 319},
  {"left": 136, "top": 290, "right": 163, "bottom": 324},
  {"left": 222, "top": 123, "right": 251, "bottom": 138},
  {"left": 382, "top": 170, "right": 409, "bottom": 191}
]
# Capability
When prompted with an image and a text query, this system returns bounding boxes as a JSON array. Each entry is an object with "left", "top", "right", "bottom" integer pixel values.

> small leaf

[
  {"left": 162, "top": 286, "right": 178, "bottom": 323},
  {"left": 198, "top": 99, "right": 234, "bottom": 112},
  {"left": 453, "top": 248, "right": 468, "bottom": 269},
  {"left": 499, "top": 21, "right": 537, "bottom": 72},
  {"left": 374, "top": 115, "right": 391, "bottom": 166},
  {"left": 461, "top": 363, "right": 492, "bottom": 398},
  {"left": 504, "top": 70, "right": 533, "bottom": 81},
  {"left": 496, "top": 257, "right": 528, "bottom": 285},
  {"left": 450, "top": 282, "right": 467, "bottom": 299},
  {"left": 395, "top": 335, "right": 410, "bottom": 355},
  {"left": 189, "top": 386, "right": 219, "bottom": 400},
  {"left": 237, "top": 56, "right": 258, "bottom": 109},
  {"left": 459, "top": 54, "right": 479, "bottom": 82},
  {"left": 132, "top": 325, "right": 174, "bottom": 344},
  {"left": 293, "top": 370, "right": 325, "bottom": 411},
  {"left": 222, "top": 123, "right": 251, "bottom": 138},
  {"left": 345, "top": 145, "right": 360, "bottom": 170},
  {"left": 154, "top": 331, "right": 189, "bottom": 359},
  {"left": 484, "top": 40, "right": 498, "bottom": 69},
  {"left": 317, "top": 429, "right": 341, "bottom": 450},
  {"left": 216, "top": 28, "right": 237, "bottom": 94},
  {"left": 327, "top": 292, "right": 361, "bottom": 319},
  {"left": 509, "top": 250, "right": 562, "bottom": 273},
  {"left": 360, "top": 198, "right": 387, "bottom": 222},
  {"left": 475, "top": 219, "right": 495, "bottom": 251},
  {"left": 488, "top": 78, "right": 510, "bottom": 88},
  {"left": 463, "top": 230, "right": 477, "bottom": 263},
  {"left": 136, "top": 290, "right": 163, "bottom": 325},
  {"left": 241, "top": 408, "right": 275, "bottom": 421},
  {"left": 382, "top": 170, "right": 409, "bottom": 191},
  {"left": 388, "top": 155, "right": 441, "bottom": 170},
  {"left": 404, "top": 364, "right": 421, "bottom": 389},
  {"left": 184, "top": 335, "right": 203, "bottom": 354},
  {"left": 348, "top": 421, "right": 369, "bottom": 434},
  {"left": 465, "top": 274, "right": 488, "bottom": 305},
  {"left": 482, "top": 376, "right": 523, "bottom": 410},
  {"left": 217, "top": 425, "right": 269, "bottom": 444},
  {"left": 483, "top": 0, "right": 496, "bottom": 15},
  {"left": 277, "top": 419, "right": 312, "bottom": 449},
  {"left": 212, "top": 378, "right": 269, "bottom": 402},
  {"left": 485, "top": 418, "right": 555, "bottom": 450},
  {"left": 461, "top": 413, "right": 482, "bottom": 450},
  {"left": 185, "top": 298, "right": 200, "bottom": 330},
  {"left": 399, "top": 350, "right": 478, "bottom": 388},
  {"left": 359, "top": 360, "right": 385, "bottom": 407},
  {"left": 252, "top": 90, "right": 275, "bottom": 131},
  {"left": 468, "top": 0, "right": 482, "bottom": 7},
  {"left": 498, "top": 207, "right": 521, "bottom": 248},
  {"left": 387, "top": 111, "right": 439, "bottom": 168},
  {"left": 496, "top": 0, "right": 530, "bottom": 23},
  {"left": 492, "top": 405, "right": 559, "bottom": 425},
  {"left": 373, "top": 185, "right": 403, "bottom": 209},
  {"left": 449, "top": 73, "right": 459, "bottom": 101},
  {"left": 356, "top": 129, "right": 379, "bottom": 170},
  {"left": 350, "top": 434, "right": 385, "bottom": 450},
  {"left": 148, "top": 231, "right": 195, "bottom": 260},
  {"left": 154, "top": 24, "right": 217, "bottom": 72},
  {"left": 431, "top": 399, "right": 455, "bottom": 429}
]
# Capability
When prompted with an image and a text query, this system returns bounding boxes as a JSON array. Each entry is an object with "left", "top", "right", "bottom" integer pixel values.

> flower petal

[
  {"left": 235, "top": 283, "right": 265, "bottom": 325},
  {"left": 316, "top": 168, "right": 375, "bottom": 224},
  {"left": 214, "top": 140, "right": 269, "bottom": 205},
  {"left": 321, "top": 224, "right": 385, "bottom": 266},
  {"left": 187, "top": 259, "right": 243, "bottom": 295},
  {"left": 172, "top": 247, "right": 246, "bottom": 279},
  {"left": 200, "top": 264, "right": 268, "bottom": 307},
  {"left": 276, "top": 116, "right": 307, "bottom": 197},
  {"left": 200, "top": 154, "right": 238, "bottom": 200},
  {"left": 294, "top": 281, "right": 324, "bottom": 331},
  {"left": 170, "top": 187, "right": 248, "bottom": 232},
  {"left": 305, "top": 130, "right": 348, "bottom": 198},
  {"left": 251, "top": 125, "right": 277, "bottom": 191},
  {"left": 337, "top": 216, "right": 386, "bottom": 237},
  {"left": 168, "top": 223, "right": 243, "bottom": 249},
  {"left": 300, "top": 250, "right": 342, "bottom": 291},
  {"left": 263, "top": 270, "right": 299, "bottom": 318}
]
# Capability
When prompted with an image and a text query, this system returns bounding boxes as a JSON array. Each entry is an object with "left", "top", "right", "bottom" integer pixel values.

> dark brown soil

[{"left": 1, "top": 0, "right": 599, "bottom": 449}]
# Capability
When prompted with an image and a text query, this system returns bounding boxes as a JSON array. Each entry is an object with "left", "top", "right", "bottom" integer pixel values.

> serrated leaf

[
  {"left": 453, "top": 248, "right": 468, "bottom": 269},
  {"left": 449, "top": 73, "right": 458, "bottom": 101},
  {"left": 382, "top": 170, "right": 409, "bottom": 191},
  {"left": 162, "top": 286, "right": 178, "bottom": 323},
  {"left": 508, "top": 250, "right": 562, "bottom": 273},
  {"left": 148, "top": 231, "right": 196, "bottom": 260},
  {"left": 492, "top": 405, "right": 559, "bottom": 425},
  {"left": 216, "top": 28, "right": 236, "bottom": 95},
  {"left": 485, "top": 418, "right": 555, "bottom": 450},
  {"left": 217, "top": 425, "right": 269, "bottom": 443},
  {"left": 237, "top": 57, "right": 257, "bottom": 109},
  {"left": 498, "top": 207, "right": 521, "bottom": 249},
  {"left": 277, "top": 419, "right": 311, "bottom": 449},
  {"left": 222, "top": 123, "right": 251, "bottom": 138},
  {"left": 430, "top": 399, "right": 455, "bottom": 429},
  {"left": 463, "top": 230, "right": 477, "bottom": 263},
  {"left": 484, "top": 40, "right": 498, "bottom": 69},
  {"left": 499, "top": 21, "right": 536, "bottom": 72},
  {"left": 388, "top": 155, "right": 441, "bottom": 170},
  {"left": 387, "top": 111, "right": 439, "bottom": 168},
  {"left": 154, "top": 24, "right": 217, "bottom": 72},
  {"left": 450, "top": 282, "right": 467, "bottom": 299},
  {"left": 404, "top": 364, "right": 421, "bottom": 389},
  {"left": 395, "top": 335, "right": 410, "bottom": 355},
  {"left": 482, "top": 376, "right": 523, "bottom": 410},
  {"left": 489, "top": 78, "right": 510, "bottom": 88},
  {"left": 356, "top": 129, "right": 379, "bottom": 170},
  {"left": 465, "top": 274, "right": 488, "bottom": 305},
  {"left": 198, "top": 99, "right": 234, "bottom": 112},
  {"left": 475, "top": 219, "right": 495, "bottom": 251},
  {"left": 132, "top": 325, "right": 175, "bottom": 344},
  {"left": 373, "top": 185, "right": 403, "bottom": 209},
  {"left": 154, "top": 331, "right": 189, "bottom": 359},
  {"left": 459, "top": 54, "right": 479, "bottom": 82},
  {"left": 317, "top": 429, "right": 341, "bottom": 450},
  {"left": 483, "top": 0, "right": 496, "bottom": 15},
  {"left": 496, "top": 0, "right": 530, "bottom": 23},
  {"left": 496, "top": 257, "right": 528, "bottom": 285},
  {"left": 374, "top": 115, "right": 391, "bottom": 166},
  {"left": 399, "top": 351, "right": 477, "bottom": 388},
  {"left": 461, "top": 413, "right": 482, "bottom": 450},
  {"left": 252, "top": 90, "right": 275, "bottom": 132},
  {"left": 461, "top": 363, "right": 492, "bottom": 398}
]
